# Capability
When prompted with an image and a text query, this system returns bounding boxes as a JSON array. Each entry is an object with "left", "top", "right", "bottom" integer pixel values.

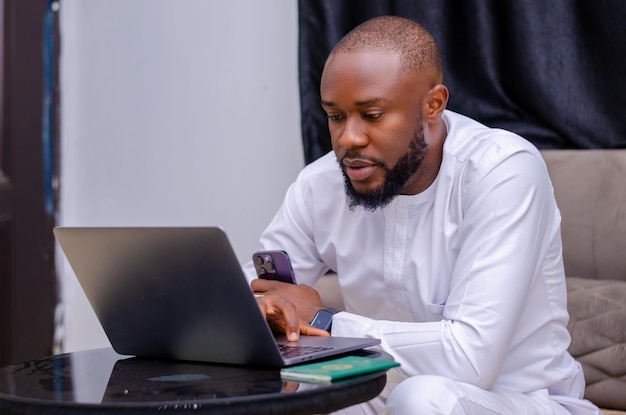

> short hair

[{"left": 330, "top": 16, "right": 443, "bottom": 82}]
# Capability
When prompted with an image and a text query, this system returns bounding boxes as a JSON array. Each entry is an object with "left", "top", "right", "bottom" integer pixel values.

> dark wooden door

[{"left": 0, "top": 0, "right": 57, "bottom": 366}]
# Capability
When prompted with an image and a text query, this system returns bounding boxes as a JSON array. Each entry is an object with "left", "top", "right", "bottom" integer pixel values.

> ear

[{"left": 424, "top": 84, "right": 449, "bottom": 123}]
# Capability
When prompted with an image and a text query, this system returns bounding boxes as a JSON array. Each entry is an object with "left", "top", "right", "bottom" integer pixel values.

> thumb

[{"left": 250, "top": 278, "right": 275, "bottom": 292}]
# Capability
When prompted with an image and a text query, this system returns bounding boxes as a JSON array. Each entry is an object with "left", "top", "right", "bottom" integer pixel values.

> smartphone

[{"left": 252, "top": 250, "right": 297, "bottom": 284}]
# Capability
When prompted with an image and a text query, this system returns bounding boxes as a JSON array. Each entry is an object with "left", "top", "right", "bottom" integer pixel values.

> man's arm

[
  {"left": 332, "top": 150, "right": 565, "bottom": 390},
  {"left": 246, "top": 149, "right": 566, "bottom": 391}
]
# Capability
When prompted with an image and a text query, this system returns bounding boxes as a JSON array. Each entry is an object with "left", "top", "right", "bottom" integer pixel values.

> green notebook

[{"left": 280, "top": 355, "right": 400, "bottom": 384}]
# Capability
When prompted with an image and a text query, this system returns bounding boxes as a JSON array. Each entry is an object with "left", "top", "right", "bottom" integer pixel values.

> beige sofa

[{"left": 315, "top": 149, "right": 626, "bottom": 414}]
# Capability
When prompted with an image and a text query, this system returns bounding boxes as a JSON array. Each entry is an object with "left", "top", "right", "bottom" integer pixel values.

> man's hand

[
  {"left": 252, "top": 279, "right": 330, "bottom": 341},
  {"left": 252, "top": 278, "right": 327, "bottom": 322}
]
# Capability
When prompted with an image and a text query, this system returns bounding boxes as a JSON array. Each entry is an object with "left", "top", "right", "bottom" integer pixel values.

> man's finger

[
  {"left": 276, "top": 298, "right": 301, "bottom": 341},
  {"left": 251, "top": 278, "right": 277, "bottom": 292},
  {"left": 300, "top": 324, "right": 331, "bottom": 337}
]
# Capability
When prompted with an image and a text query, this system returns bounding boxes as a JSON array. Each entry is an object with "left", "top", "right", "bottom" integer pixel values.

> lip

[
  {"left": 342, "top": 157, "right": 376, "bottom": 168},
  {"left": 342, "top": 158, "right": 377, "bottom": 182}
]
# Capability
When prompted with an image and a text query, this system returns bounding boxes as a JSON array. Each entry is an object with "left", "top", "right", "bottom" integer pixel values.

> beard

[{"left": 340, "top": 125, "right": 427, "bottom": 212}]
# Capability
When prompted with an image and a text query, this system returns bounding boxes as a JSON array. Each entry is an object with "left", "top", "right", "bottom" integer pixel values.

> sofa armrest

[{"left": 567, "top": 277, "right": 626, "bottom": 410}]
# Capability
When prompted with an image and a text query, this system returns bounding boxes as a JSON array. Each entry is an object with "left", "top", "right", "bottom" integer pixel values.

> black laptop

[{"left": 54, "top": 226, "right": 380, "bottom": 367}]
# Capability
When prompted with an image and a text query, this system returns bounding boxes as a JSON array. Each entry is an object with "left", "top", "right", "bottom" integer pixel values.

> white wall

[{"left": 57, "top": 0, "right": 304, "bottom": 352}]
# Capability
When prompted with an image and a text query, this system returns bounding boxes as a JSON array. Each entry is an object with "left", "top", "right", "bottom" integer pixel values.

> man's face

[{"left": 320, "top": 51, "right": 430, "bottom": 210}]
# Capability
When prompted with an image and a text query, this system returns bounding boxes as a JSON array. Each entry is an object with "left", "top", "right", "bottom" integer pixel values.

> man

[{"left": 244, "top": 15, "right": 600, "bottom": 415}]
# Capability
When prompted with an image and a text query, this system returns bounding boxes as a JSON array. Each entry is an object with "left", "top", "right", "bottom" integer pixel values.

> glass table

[{"left": 0, "top": 348, "right": 387, "bottom": 414}]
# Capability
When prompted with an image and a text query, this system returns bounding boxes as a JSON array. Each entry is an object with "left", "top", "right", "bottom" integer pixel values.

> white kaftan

[{"left": 243, "top": 110, "right": 599, "bottom": 414}]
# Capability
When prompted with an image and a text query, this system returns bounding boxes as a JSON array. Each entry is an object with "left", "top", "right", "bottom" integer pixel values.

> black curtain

[{"left": 298, "top": 0, "right": 626, "bottom": 164}]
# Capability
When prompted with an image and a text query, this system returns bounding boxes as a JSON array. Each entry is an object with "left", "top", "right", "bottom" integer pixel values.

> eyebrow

[{"left": 321, "top": 97, "right": 391, "bottom": 108}]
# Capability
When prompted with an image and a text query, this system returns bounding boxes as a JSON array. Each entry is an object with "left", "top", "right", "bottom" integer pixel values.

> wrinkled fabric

[
  {"left": 298, "top": 0, "right": 626, "bottom": 164},
  {"left": 243, "top": 111, "right": 599, "bottom": 413}
]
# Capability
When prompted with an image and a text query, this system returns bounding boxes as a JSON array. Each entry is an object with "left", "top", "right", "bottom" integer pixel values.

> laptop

[{"left": 54, "top": 226, "right": 380, "bottom": 367}]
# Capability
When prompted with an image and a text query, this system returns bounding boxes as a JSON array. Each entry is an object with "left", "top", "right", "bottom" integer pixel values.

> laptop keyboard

[{"left": 279, "top": 343, "right": 333, "bottom": 358}]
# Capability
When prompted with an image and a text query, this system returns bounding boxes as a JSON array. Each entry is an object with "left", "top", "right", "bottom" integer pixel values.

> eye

[
  {"left": 327, "top": 114, "right": 345, "bottom": 122},
  {"left": 364, "top": 112, "right": 382, "bottom": 121}
]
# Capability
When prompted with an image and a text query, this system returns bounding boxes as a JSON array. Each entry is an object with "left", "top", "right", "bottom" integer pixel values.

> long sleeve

[
  {"left": 331, "top": 149, "right": 572, "bottom": 392},
  {"left": 247, "top": 110, "right": 585, "bottom": 398}
]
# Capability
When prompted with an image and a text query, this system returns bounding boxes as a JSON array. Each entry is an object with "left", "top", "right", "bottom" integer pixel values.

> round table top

[{"left": 0, "top": 348, "right": 387, "bottom": 414}]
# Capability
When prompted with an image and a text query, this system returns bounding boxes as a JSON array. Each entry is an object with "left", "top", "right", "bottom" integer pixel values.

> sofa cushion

[
  {"left": 567, "top": 277, "right": 626, "bottom": 410},
  {"left": 541, "top": 150, "right": 626, "bottom": 282}
]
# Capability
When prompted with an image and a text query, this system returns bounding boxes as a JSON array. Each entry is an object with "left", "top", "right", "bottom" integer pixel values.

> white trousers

[{"left": 331, "top": 370, "right": 601, "bottom": 415}]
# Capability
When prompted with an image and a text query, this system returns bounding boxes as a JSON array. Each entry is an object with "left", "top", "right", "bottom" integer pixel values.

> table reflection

[{"left": 0, "top": 348, "right": 303, "bottom": 405}]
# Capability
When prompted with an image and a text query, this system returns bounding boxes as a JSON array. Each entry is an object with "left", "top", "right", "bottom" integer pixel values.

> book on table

[{"left": 280, "top": 355, "right": 400, "bottom": 384}]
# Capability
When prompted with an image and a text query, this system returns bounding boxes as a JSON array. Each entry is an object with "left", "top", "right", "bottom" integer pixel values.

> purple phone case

[{"left": 252, "top": 250, "right": 297, "bottom": 284}]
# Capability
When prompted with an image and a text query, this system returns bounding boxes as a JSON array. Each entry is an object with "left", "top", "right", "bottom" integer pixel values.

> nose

[{"left": 336, "top": 116, "right": 368, "bottom": 150}]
